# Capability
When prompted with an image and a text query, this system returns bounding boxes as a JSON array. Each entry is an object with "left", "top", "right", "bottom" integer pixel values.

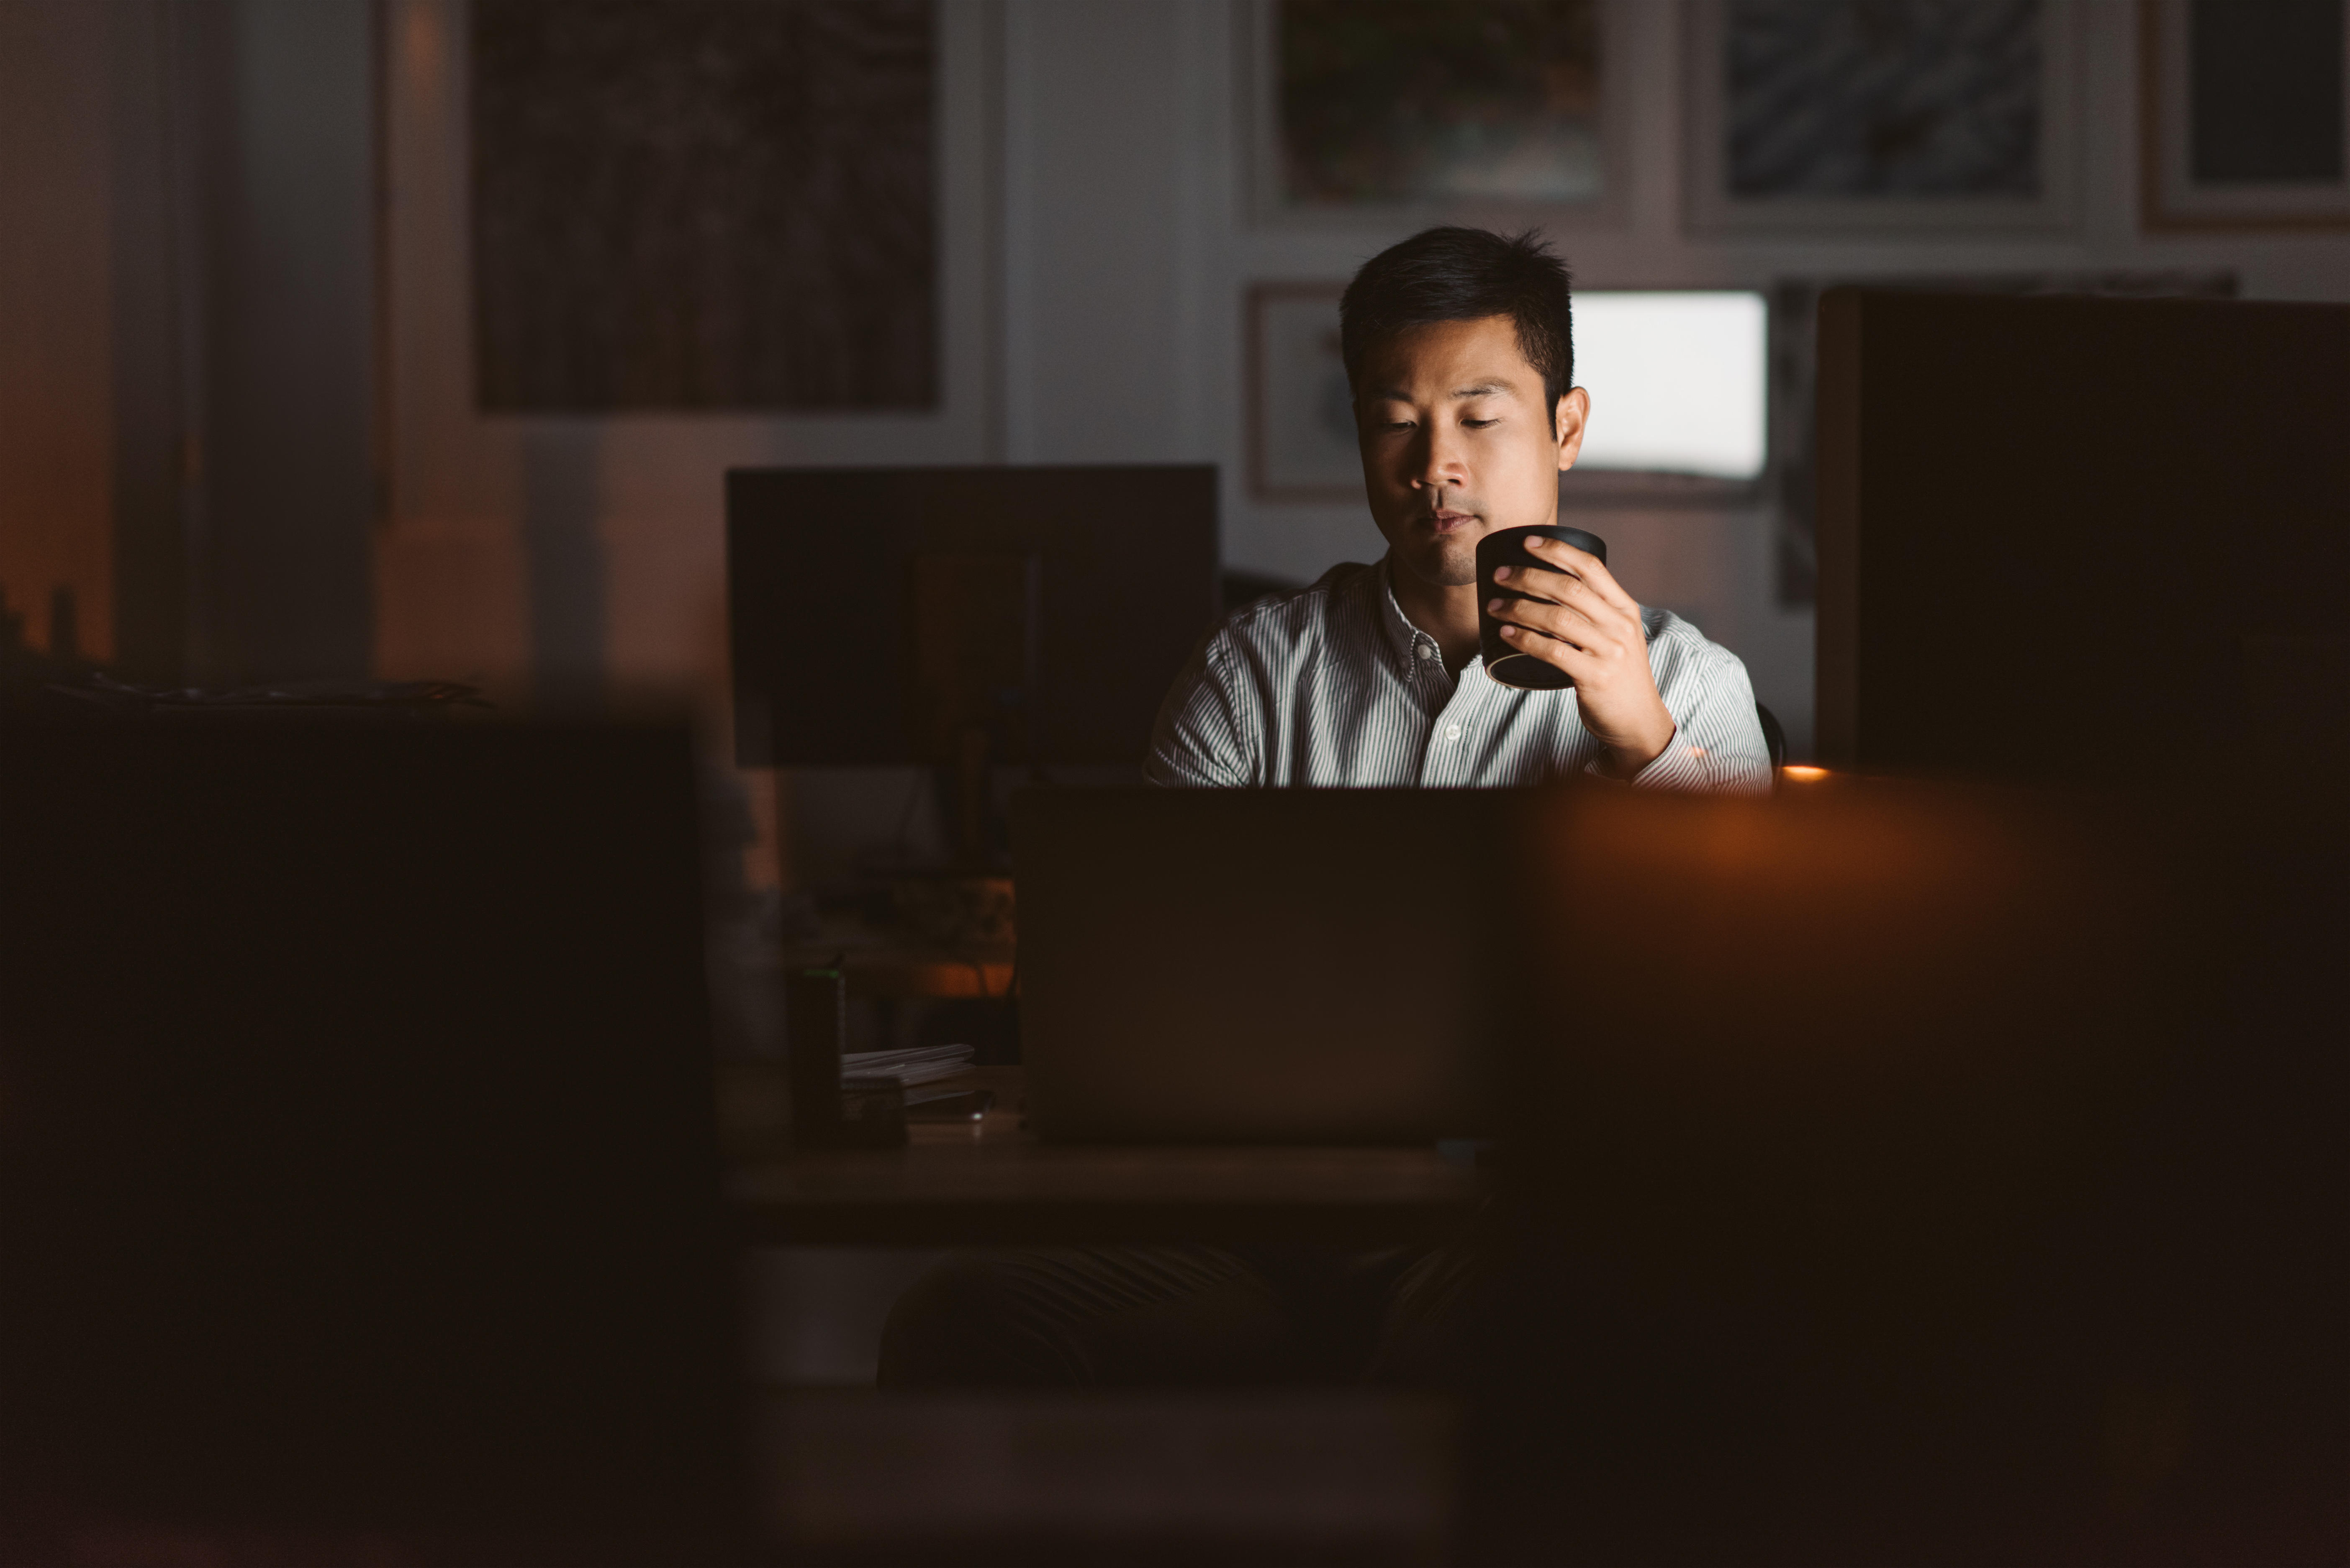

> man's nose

[{"left": 1413, "top": 423, "right": 1469, "bottom": 490}]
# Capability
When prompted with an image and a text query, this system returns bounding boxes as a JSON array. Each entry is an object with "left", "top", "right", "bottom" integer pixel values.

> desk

[
  {"left": 773, "top": 940, "right": 1015, "bottom": 1000},
  {"left": 728, "top": 1067, "right": 1481, "bottom": 1247}
]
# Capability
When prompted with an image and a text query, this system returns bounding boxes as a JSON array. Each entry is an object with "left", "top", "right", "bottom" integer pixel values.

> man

[
  {"left": 1149, "top": 225, "right": 1770, "bottom": 794},
  {"left": 881, "top": 228, "right": 1768, "bottom": 1388}
]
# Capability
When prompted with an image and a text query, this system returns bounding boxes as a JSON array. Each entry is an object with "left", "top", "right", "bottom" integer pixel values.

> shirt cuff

[{"left": 1585, "top": 726, "right": 1718, "bottom": 792}]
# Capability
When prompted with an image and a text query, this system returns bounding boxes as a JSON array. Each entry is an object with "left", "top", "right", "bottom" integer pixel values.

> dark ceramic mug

[{"left": 1476, "top": 524, "right": 1608, "bottom": 691}]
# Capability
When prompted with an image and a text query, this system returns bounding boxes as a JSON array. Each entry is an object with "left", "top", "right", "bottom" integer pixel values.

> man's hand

[{"left": 1489, "top": 536, "right": 1676, "bottom": 778}]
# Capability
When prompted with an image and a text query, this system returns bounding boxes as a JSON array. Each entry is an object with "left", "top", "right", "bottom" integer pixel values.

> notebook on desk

[{"left": 1011, "top": 788, "right": 1504, "bottom": 1145}]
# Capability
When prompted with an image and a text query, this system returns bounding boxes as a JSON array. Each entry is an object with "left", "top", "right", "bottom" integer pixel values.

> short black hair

[{"left": 1339, "top": 226, "right": 1573, "bottom": 414}]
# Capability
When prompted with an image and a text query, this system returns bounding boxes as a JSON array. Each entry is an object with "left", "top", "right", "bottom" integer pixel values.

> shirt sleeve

[
  {"left": 1585, "top": 615, "right": 1773, "bottom": 795},
  {"left": 1144, "top": 627, "right": 1257, "bottom": 788}
]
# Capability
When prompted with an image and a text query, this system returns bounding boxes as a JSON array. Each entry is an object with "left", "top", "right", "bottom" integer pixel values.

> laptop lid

[{"left": 1012, "top": 787, "right": 1505, "bottom": 1145}]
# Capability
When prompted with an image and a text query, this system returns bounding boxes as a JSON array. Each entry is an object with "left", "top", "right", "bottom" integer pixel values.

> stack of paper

[{"left": 839, "top": 1044, "right": 976, "bottom": 1087}]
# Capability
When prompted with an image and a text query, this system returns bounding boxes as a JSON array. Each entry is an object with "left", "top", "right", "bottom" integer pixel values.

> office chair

[{"left": 1756, "top": 701, "right": 1785, "bottom": 772}]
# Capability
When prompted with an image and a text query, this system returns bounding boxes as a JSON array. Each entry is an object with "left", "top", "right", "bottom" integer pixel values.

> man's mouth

[{"left": 1425, "top": 508, "right": 1478, "bottom": 534}]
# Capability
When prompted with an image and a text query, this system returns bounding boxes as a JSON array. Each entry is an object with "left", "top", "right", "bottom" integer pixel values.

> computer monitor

[
  {"left": 726, "top": 464, "right": 1220, "bottom": 769},
  {"left": 1814, "top": 290, "right": 2350, "bottom": 779}
]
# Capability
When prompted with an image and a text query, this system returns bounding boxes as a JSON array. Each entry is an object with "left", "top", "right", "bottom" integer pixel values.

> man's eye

[{"left": 1463, "top": 418, "right": 1499, "bottom": 429}]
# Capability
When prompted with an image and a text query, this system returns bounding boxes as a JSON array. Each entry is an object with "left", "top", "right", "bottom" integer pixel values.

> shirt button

[
  {"left": 1444, "top": 723, "right": 1462, "bottom": 741},
  {"left": 1417, "top": 642, "right": 1438, "bottom": 661}
]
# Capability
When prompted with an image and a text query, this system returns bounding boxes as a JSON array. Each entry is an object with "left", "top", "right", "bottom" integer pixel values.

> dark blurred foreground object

[
  {"left": 0, "top": 724, "right": 747, "bottom": 1562},
  {"left": 1464, "top": 777, "right": 2347, "bottom": 1564},
  {"left": 1816, "top": 290, "right": 2350, "bottom": 779}
]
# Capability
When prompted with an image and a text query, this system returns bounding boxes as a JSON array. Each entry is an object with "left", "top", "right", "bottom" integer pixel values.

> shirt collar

[
  {"left": 1373, "top": 554, "right": 1434, "bottom": 675},
  {"left": 1374, "top": 553, "right": 1482, "bottom": 679}
]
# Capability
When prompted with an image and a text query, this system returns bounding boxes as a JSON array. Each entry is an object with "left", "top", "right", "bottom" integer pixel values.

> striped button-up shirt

[{"left": 1146, "top": 557, "right": 1771, "bottom": 793}]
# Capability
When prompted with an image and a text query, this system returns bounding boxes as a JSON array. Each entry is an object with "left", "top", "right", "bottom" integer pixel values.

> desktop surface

[{"left": 728, "top": 1066, "right": 1480, "bottom": 1246}]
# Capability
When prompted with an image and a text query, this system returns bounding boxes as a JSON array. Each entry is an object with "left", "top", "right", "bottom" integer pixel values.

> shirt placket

[{"left": 1416, "top": 650, "right": 1490, "bottom": 785}]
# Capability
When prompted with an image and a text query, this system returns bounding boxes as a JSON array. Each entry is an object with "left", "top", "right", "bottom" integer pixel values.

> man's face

[{"left": 1355, "top": 315, "right": 1587, "bottom": 590}]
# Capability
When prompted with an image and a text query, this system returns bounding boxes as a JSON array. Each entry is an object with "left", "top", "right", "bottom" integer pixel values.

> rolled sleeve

[
  {"left": 1584, "top": 622, "right": 1773, "bottom": 795},
  {"left": 1145, "top": 630, "right": 1256, "bottom": 788}
]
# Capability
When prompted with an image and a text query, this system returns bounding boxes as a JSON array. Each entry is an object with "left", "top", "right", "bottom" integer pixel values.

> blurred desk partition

[
  {"left": 1466, "top": 776, "right": 2346, "bottom": 1564},
  {"left": 0, "top": 723, "right": 746, "bottom": 1555}
]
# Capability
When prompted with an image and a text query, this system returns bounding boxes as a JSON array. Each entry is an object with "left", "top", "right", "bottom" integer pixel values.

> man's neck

[{"left": 1388, "top": 556, "right": 1484, "bottom": 673}]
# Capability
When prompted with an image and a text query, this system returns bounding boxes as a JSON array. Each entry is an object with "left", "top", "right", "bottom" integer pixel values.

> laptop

[{"left": 1012, "top": 787, "right": 1508, "bottom": 1144}]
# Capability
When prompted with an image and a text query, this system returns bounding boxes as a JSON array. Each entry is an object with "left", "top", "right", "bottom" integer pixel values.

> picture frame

[
  {"left": 1246, "top": 283, "right": 1361, "bottom": 504},
  {"left": 1684, "top": 0, "right": 2080, "bottom": 234},
  {"left": 469, "top": 0, "right": 939, "bottom": 410},
  {"left": 2140, "top": 0, "right": 2350, "bottom": 231},
  {"left": 1238, "top": 0, "right": 1634, "bottom": 231}
]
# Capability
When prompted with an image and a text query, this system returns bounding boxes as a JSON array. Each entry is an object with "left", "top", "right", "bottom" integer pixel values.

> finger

[
  {"left": 1490, "top": 562, "right": 1631, "bottom": 634},
  {"left": 1493, "top": 558, "right": 1635, "bottom": 630},
  {"left": 1497, "top": 621, "right": 1603, "bottom": 677},
  {"left": 1488, "top": 594, "right": 1600, "bottom": 649},
  {"left": 1538, "top": 574, "right": 1637, "bottom": 633},
  {"left": 1488, "top": 593, "right": 1613, "bottom": 652},
  {"left": 1523, "top": 536, "right": 1641, "bottom": 617},
  {"left": 1489, "top": 561, "right": 1578, "bottom": 603}
]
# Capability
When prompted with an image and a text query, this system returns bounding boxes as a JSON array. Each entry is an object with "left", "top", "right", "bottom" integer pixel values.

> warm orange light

[{"left": 1781, "top": 765, "right": 1830, "bottom": 781}]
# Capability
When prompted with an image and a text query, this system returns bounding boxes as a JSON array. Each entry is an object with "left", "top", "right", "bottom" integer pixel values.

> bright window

[{"left": 1571, "top": 291, "right": 1769, "bottom": 481}]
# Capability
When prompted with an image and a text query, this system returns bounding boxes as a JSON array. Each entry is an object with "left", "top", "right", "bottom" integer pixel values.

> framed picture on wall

[
  {"left": 1246, "top": 285, "right": 1362, "bottom": 503},
  {"left": 1240, "top": 0, "right": 1633, "bottom": 228},
  {"left": 470, "top": 0, "right": 938, "bottom": 410},
  {"left": 1684, "top": 0, "right": 2080, "bottom": 233},
  {"left": 2141, "top": 0, "right": 2350, "bottom": 230}
]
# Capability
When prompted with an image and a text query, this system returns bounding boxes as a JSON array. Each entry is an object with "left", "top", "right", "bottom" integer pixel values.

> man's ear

[{"left": 1554, "top": 387, "right": 1591, "bottom": 472}]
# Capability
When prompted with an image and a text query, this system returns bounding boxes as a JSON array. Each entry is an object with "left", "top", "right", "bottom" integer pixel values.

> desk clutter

[
  {"left": 786, "top": 964, "right": 992, "bottom": 1147},
  {"left": 850, "top": 1046, "right": 997, "bottom": 1125},
  {"left": 835, "top": 1050, "right": 994, "bottom": 1144},
  {"left": 844, "top": 1043, "right": 977, "bottom": 1087}
]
